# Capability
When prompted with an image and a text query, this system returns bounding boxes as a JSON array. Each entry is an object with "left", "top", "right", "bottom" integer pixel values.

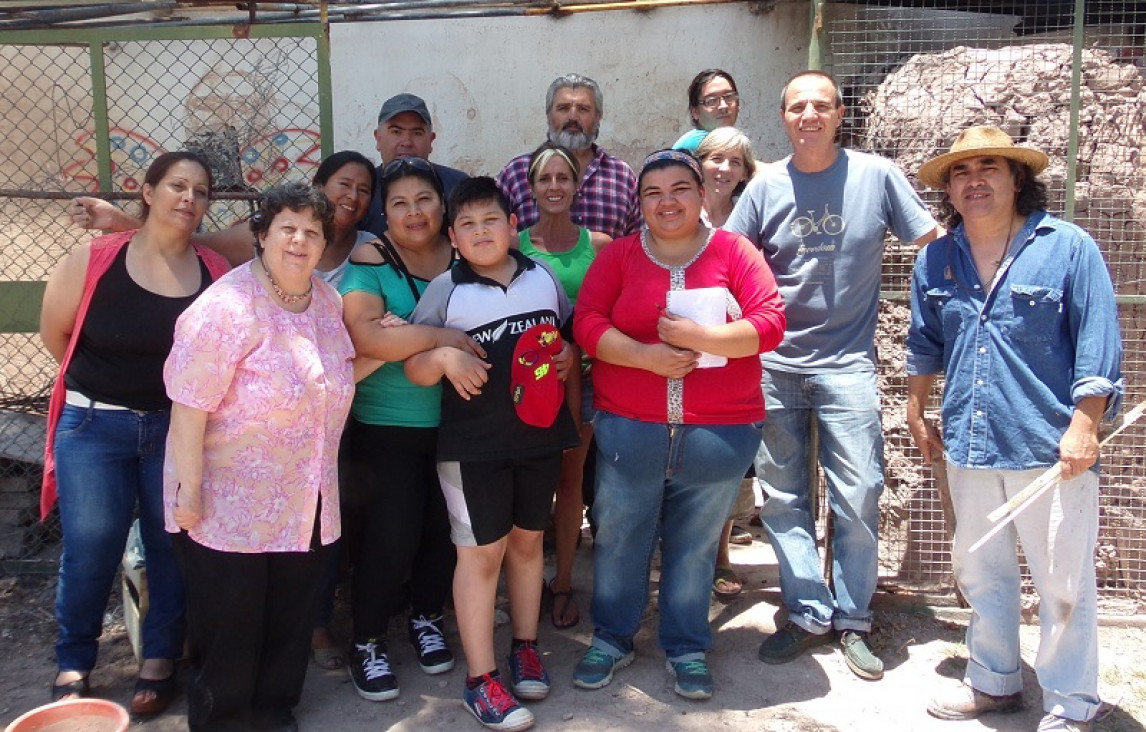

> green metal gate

[{"left": 0, "top": 22, "right": 331, "bottom": 573}]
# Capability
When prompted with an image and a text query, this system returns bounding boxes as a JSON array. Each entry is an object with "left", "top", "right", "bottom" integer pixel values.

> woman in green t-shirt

[{"left": 518, "top": 143, "right": 609, "bottom": 629}]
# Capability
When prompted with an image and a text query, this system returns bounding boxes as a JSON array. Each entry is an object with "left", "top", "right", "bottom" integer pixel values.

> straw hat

[{"left": 918, "top": 125, "right": 1049, "bottom": 189}]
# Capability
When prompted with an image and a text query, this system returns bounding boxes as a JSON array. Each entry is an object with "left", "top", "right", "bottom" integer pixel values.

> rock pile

[
  {"left": 863, "top": 44, "right": 1145, "bottom": 604},
  {"left": 862, "top": 43, "right": 1146, "bottom": 294}
]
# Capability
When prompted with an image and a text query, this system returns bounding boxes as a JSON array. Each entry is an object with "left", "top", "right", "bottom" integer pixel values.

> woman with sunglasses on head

[
  {"left": 672, "top": 69, "right": 741, "bottom": 154},
  {"left": 518, "top": 142, "right": 609, "bottom": 630},
  {"left": 40, "top": 152, "right": 231, "bottom": 714},
  {"left": 572, "top": 150, "right": 784, "bottom": 701},
  {"left": 338, "top": 156, "right": 484, "bottom": 702}
]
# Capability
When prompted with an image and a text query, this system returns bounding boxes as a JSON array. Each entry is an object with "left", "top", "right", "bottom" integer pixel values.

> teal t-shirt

[
  {"left": 518, "top": 228, "right": 595, "bottom": 304},
  {"left": 339, "top": 258, "right": 441, "bottom": 427},
  {"left": 672, "top": 128, "right": 708, "bottom": 153}
]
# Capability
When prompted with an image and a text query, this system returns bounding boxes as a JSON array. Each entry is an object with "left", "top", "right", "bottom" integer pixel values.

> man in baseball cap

[{"left": 362, "top": 93, "right": 468, "bottom": 236}]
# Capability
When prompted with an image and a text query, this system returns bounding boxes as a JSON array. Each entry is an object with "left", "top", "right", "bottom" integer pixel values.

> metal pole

[
  {"left": 317, "top": 0, "right": 333, "bottom": 158},
  {"left": 808, "top": 0, "right": 824, "bottom": 70},
  {"left": 88, "top": 40, "right": 113, "bottom": 193},
  {"left": 1064, "top": 0, "right": 1085, "bottom": 221}
]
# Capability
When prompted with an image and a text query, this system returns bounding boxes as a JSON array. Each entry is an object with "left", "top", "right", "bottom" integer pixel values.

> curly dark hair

[
  {"left": 250, "top": 182, "right": 335, "bottom": 246},
  {"left": 935, "top": 159, "right": 1048, "bottom": 228}
]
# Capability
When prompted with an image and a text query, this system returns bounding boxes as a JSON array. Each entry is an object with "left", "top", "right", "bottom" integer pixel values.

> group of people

[{"left": 42, "top": 66, "right": 1121, "bottom": 732}]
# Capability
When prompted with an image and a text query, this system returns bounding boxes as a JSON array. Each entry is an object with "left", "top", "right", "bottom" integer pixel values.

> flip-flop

[
  {"left": 548, "top": 578, "right": 580, "bottom": 629},
  {"left": 131, "top": 674, "right": 177, "bottom": 716},
  {"left": 311, "top": 644, "right": 345, "bottom": 670},
  {"left": 713, "top": 565, "right": 743, "bottom": 600},
  {"left": 51, "top": 675, "right": 89, "bottom": 702}
]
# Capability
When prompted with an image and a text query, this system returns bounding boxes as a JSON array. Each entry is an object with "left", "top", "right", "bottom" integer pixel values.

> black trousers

[
  {"left": 174, "top": 532, "right": 326, "bottom": 731},
  {"left": 343, "top": 421, "right": 456, "bottom": 641}
]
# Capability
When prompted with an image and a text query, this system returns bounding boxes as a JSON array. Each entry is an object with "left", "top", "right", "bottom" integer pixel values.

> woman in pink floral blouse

[{"left": 163, "top": 183, "right": 355, "bottom": 732}]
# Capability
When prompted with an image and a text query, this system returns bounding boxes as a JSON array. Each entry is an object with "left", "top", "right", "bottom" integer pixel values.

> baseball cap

[
  {"left": 377, "top": 93, "right": 432, "bottom": 126},
  {"left": 510, "top": 323, "right": 565, "bottom": 428}
]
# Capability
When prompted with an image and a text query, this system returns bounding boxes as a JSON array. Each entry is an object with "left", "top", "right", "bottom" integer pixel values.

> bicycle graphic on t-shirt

[{"left": 790, "top": 204, "right": 845, "bottom": 239}]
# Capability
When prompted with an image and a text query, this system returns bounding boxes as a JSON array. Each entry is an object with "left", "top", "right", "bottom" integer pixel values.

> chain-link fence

[
  {"left": 0, "top": 24, "right": 327, "bottom": 573},
  {"left": 820, "top": 0, "right": 1146, "bottom": 613}
]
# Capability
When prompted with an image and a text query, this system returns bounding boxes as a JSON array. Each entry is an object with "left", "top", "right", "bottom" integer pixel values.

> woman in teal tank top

[
  {"left": 337, "top": 158, "right": 483, "bottom": 700},
  {"left": 517, "top": 143, "right": 608, "bottom": 630}
]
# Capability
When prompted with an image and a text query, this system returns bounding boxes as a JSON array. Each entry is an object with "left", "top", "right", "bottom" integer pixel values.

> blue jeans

[
  {"left": 588, "top": 412, "right": 762, "bottom": 661},
  {"left": 755, "top": 368, "right": 883, "bottom": 633},
  {"left": 54, "top": 403, "right": 185, "bottom": 672}
]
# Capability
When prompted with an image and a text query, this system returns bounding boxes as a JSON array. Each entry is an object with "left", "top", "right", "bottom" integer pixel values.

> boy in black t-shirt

[{"left": 406, "top": 177, "right": 579, "bottom": 731}]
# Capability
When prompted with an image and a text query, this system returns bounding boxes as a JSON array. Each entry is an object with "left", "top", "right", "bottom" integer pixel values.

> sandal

[
  {"left": 729, "top": 525, "right": 753, "bottom": 545},
  {"left": 547, "top": 578, "right": 580, "bottom": 629},
  {"left": 311, "top": 644, "right": 345, "bottom": 670},
  {"left": 131, "top": 674, "right": 177, "bottom": 716},
  {"left": 51, "top": 675, "right": 90, "bottom": 702},
  {"left": 713, "top": 565, "right": 743, "bottom": 600}
]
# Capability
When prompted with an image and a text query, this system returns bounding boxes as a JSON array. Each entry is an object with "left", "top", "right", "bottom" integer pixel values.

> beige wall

[{"left": 330, "top": 1, "right": 811, "bottom": 174}]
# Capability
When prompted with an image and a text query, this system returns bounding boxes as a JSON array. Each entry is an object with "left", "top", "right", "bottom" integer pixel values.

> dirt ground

[{"left": 2, "top": 526, "right": 1145, "bottom": 732}]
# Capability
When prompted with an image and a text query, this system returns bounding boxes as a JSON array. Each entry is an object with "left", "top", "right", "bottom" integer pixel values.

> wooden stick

[
  {"left": 969, "top": 399, "right": 1146, "bottom": 554},
  {"left": 987, "top": 399, "right": 1145, "bottom": 524}
]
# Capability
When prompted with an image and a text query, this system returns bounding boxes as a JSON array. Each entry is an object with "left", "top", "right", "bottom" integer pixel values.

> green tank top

[{"left": 518, "top": 227, "right": 595, "bottom": 304}]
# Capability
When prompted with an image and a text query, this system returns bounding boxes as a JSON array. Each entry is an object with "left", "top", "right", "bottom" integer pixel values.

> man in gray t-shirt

[{"left": 725, "top": 70, "right": 938, "bottom": 680}]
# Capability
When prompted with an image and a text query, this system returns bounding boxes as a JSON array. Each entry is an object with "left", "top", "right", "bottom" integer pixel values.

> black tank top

[{"left": 65, "top": 244, "right": 212, "bottom": 411}]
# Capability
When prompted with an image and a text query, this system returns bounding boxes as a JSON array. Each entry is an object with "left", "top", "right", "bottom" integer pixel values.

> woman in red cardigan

[{"left": 571, "top": 149, "right": 785, "bottom": 701}]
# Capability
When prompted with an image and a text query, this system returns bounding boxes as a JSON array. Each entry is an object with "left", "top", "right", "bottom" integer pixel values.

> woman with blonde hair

[
  {"left": 519, "top": 141, "right": 608, "bottom": 629},
  {"left": 696, "top": 127, "right": 757, "bottom": 228}
]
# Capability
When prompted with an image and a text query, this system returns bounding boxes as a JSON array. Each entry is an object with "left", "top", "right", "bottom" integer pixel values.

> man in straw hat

[
  {"left": 906, "top": 125, "right": 1123, "bottom": 731},
  {"left": 726, "top": 70, "right": 940, "bottom": 682}
]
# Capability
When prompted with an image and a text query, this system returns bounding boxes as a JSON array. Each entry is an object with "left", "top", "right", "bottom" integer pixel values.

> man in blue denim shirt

[{"left": 906, "top": 126, "right": 1122, "bottom": 732}]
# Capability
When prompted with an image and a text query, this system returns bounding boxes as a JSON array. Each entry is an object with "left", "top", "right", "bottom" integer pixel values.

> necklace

[
  {"left": 982, "top": 219, "right": 1017, "bottom": 287},
  {"left": 260, "top": 256, "right": 312, "bottom": 304}
]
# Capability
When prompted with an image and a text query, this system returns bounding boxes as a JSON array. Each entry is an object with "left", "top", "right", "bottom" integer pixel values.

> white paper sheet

[{"left": 665, "top": 287, "right": 729, "bottom": 368}]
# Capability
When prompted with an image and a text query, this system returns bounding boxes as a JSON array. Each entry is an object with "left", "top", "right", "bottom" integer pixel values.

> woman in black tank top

[{"left": 40, "top": 152, "right": 226, "bottom": 715}]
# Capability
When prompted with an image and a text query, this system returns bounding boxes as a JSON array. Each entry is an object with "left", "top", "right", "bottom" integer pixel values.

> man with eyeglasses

[
  {"left": 497, "top": 73, "right": 642, "bottom": 241},
  {"left": 724, "top": 70, "right": 940, "bottom": 681},
  {"left": 362, "top": 93, "right": 468, "bottom": 236}
]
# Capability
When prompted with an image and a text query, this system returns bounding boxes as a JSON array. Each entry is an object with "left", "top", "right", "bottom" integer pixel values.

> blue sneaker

[
  {"left": 462, "top": 673, "right": 534, "bottom": 731},
  {"left": 572, "top": 646, "right": 634, "bottom": 690},
  {"left": 667, "top": 658, "right": 713, "bottom": 700},
  {"left": 506, "top": 641, "right": 550, "bottom": 700}
]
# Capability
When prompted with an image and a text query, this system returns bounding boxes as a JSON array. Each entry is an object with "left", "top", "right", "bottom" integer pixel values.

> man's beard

[{"left": 548, "top": 126, "right": 597, "bottom": 152}]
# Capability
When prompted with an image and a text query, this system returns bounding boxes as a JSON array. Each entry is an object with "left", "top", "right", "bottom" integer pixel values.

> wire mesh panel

[
  {"left": 823, "top": 1, "right": 1146, "bottom": 612},
  {"left": 0, "top": 28, "right": 323, "bottom": 572}
]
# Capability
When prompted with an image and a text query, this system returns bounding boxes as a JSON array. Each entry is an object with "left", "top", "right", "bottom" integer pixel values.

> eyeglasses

[{"left": 699, "top": 92, "right": 739, "bottom": 110}]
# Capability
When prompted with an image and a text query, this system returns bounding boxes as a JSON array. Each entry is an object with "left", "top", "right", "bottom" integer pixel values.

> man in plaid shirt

[{"left": 497, "top": 73, "right": 642, "bottom": 241}]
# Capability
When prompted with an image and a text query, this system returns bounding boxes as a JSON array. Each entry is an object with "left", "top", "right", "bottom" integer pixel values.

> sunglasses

[{"left": 381, "top": 156, "right": 442, "bottom": 185}]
